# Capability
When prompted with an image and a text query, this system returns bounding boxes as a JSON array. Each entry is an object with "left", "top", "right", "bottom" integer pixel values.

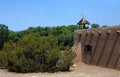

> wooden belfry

[{"left": 77, "top": 13, "right": 90, "bottom": 29}]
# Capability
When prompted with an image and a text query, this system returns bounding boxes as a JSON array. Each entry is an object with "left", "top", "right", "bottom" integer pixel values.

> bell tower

[{"left": 77, "top": 13, "right": 90, "bottom": 29}]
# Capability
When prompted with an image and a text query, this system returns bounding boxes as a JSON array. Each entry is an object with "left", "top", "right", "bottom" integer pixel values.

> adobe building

[{"left": 73, "top": 17, "right": 120, "bottom": 70}]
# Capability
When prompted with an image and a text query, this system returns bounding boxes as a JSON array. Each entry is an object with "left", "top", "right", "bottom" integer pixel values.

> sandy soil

[{"left": 0, "top": 62, "right": 120, "bottom": 77}]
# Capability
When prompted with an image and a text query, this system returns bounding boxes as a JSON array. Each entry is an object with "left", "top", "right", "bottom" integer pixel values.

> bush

[
  {"left": 4, "top": 33, "right": 76, "bottom": 73},
  {"left": 0, "top": 51, "right": 7, "bottom": 69},
  {"left": 57, "top": 47, "right": 76, "bottom": 71}
]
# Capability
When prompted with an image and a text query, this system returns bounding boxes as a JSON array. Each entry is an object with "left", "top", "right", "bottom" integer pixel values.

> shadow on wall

[{"left": 73, "top": 26, "right": 120, "bottom": 70}]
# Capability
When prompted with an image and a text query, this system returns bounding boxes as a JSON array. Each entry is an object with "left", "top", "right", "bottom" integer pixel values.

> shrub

[
  {"left": 5, "top": 33, "right": 76, "bottom": 73},
  {"left": 57, "top": 47, "right": 76, "bottom": 71},
  {"left": 0, "top": 51, "right": 7, "bottom": 69}
]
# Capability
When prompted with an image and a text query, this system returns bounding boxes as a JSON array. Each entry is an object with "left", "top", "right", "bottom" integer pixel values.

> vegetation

[
  {"left": 0, "top": 24, "right": 9, "bottom": 50},
  {"left": 6, "top": 33, "right": 76, "bottom": 73},
  {"left": 0, "top": 24, "right": 79, "bottom": 73},
  {"left": 91, "top": 24, "right": 100, "bottom": 28},
  {"left": 0, "top": 23, "right": 102, "bottom": 73}
]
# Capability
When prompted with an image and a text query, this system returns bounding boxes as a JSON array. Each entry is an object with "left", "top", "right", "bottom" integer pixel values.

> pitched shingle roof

[{"left": 77, "top": 18, "right": 90, "bottom": 26}]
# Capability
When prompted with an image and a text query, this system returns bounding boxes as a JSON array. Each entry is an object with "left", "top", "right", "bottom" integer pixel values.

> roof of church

[{"left": 77, "top": 18, "right": 90, "bottom": 26}]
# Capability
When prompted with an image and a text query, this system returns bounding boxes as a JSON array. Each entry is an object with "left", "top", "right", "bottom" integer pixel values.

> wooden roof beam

[
  {"left": 107, "top": 30, "right": 111, "bottom": 35},
  {"left": 98, "top": 31, "right": 102, "bottom": 35},
  {"left": 117, "top": 30, "right": 120, "bottom": 34}
]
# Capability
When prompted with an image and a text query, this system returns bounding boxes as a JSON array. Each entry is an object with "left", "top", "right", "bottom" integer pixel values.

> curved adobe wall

[{"left": 73, "top": 26, "right": 120, "bottom": 70}]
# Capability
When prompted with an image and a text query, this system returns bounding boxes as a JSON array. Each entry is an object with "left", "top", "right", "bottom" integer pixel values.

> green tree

[
  {"left": 8, "top": 25, "right": 80, "bottom": 48},
  {"left": 0, "top": 24, "right": 9, "bottom": 49},
  {"left": 91, "top": 24, "right": 100, "bottom": 28}
]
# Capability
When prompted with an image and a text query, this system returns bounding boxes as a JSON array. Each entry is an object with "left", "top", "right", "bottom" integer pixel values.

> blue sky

[{"left": 0, "top": 0, "right": 120, "bottom": 31}]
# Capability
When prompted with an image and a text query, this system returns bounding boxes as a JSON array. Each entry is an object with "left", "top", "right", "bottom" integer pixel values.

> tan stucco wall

[{"left": 73, "top": 26, "right": 120, "bottom": 70}]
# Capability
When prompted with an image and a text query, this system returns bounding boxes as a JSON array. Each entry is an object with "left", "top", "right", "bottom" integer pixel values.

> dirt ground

[{"left": 0, "top": 62, "right": 120, "bottom": 77}]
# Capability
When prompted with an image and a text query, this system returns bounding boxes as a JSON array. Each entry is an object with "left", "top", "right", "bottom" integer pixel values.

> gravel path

[{"left": 0, "top": 62, "right": 119, "bottom": 77}]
